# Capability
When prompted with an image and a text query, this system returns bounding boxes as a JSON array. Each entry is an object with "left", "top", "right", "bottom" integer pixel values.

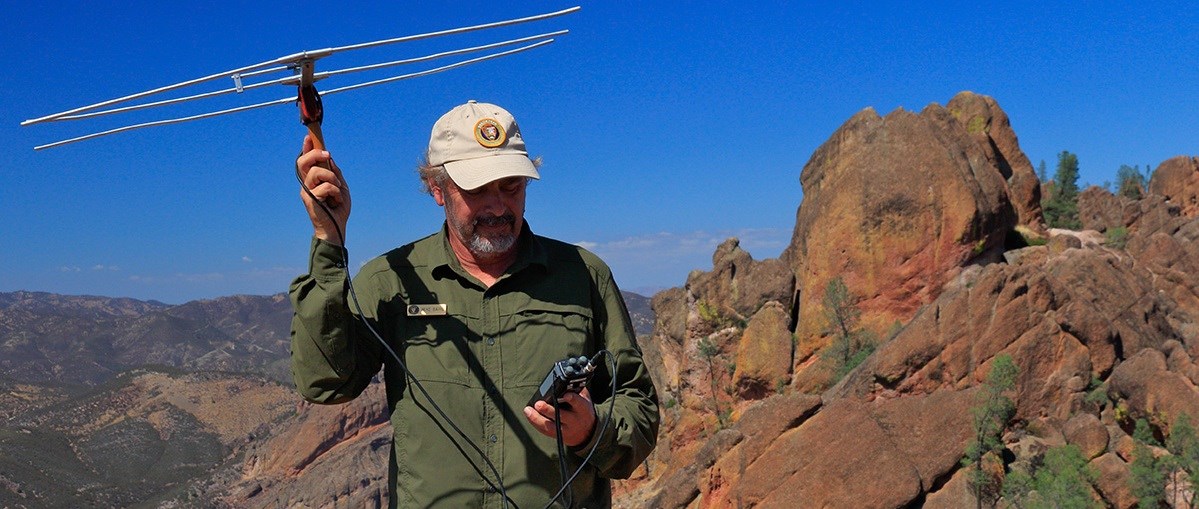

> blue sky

[{"left": 3, "top": 2, "right": 1195, "bottom": 304}]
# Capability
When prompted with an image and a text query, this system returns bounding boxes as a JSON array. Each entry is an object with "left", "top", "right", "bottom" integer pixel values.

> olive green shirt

[{"left": 290, "top": 225, "right": 659, "bottom": 508}]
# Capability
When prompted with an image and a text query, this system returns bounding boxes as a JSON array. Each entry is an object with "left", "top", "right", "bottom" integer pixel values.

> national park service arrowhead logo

[{"left": 474, "top": 118, "right": 506, "bottom": 148}]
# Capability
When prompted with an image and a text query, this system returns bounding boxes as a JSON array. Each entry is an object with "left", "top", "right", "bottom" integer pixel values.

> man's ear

[{"left": 429, "top": 180, "right": 446, "bottom": 206}]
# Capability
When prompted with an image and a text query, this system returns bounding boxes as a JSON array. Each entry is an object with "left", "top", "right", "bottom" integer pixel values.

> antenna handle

[
  {"left": 298, "top": 60, "right": 326, "bottom": 151},
  {"left": 306, "top": 122, "right": 326, "bottom": 152}
]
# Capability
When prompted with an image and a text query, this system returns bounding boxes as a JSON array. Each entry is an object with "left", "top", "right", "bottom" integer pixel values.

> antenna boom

[{"left": 23, "top": 5, "right": 580, "bottom": 146}]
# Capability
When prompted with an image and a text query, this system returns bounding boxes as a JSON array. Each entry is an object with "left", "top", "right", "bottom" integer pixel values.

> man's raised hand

[{"left": 296, "top": 134, "right": 351, "bottom": 244}]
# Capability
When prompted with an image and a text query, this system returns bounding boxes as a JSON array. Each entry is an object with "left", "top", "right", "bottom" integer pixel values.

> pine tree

[
  {"left": 1165, "top": 413, "right": 1199, "bottom": 508},
  {"left": 962, "top": 354, "right": 1018, "bottom": 508},
  {"left": 1033, "top": 444, "right": 1100, "bottom": 508},
  {"left": 1043, "top": 151, "right": 1082, "bottom": 229},
  {"left": 820, "top": 276, "right": 874, "bottom": 382},
  {"left": 1116, "top": 164, "right": 1147, "bottom": 200},
  {"left": 696, "top": 336, "right": 727, "bottom": 428},
  {"left": 1131, "top": 418, "right": 1166, "bottom": 508}
]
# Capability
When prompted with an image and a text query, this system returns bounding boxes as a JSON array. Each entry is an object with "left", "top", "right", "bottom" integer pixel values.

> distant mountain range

[
  {"left": 0, "top": 291, "right": 292, "bottom": 387},
  {"left": 0, "top": 290, "right": 656, "bottom": 388}
]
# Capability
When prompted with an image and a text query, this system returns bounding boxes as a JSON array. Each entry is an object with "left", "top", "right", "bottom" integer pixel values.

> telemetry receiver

[{"left": 528, "top": 355, "right": 596, "bottom": 409}]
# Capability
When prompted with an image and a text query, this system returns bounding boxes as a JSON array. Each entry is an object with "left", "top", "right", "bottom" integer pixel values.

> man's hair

[
  {"left": 416, "top": 155, "right": 543, "bottom": 196},
  {"left": 417, "top": 157, "right": 450, "bottom": 196}
]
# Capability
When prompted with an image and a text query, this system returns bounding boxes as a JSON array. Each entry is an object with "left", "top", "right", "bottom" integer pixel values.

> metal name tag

[{"left": 407, "top": 304, "right": 448, "bottom": 317}]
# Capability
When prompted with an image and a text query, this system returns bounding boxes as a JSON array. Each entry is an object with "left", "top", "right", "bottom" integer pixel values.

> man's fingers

[
  {"left": 524, "top": 406, "right": 554, "bottom": 435},
  {"left": 303, "top": 165, "right": 336, "bottom": 190},
  {"left": 328, "top": 159, "right": 349, "bottom": 190},
  {"left": 310, "top": 182, "right": 344, "bottom": 205},
  {"left": 296, "top": 149, "right": 330, "bottom": 178},
  {"left": 560, "top": 390, "right": 591, "bottom": 408}
]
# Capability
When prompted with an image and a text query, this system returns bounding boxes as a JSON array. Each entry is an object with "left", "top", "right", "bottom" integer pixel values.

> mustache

[{"left": 473, "top": 213, "right": 516, "bottom": 227}]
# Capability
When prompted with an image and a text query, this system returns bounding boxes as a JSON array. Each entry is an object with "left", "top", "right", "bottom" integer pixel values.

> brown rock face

[
  {"left": 785, "top": 96, "right": 1018, "bottom": 362},
  {"left": 1108, "top": 349, "right": 1199, "bottom": 430},
  {"left": 732, "top": 302, "right": 793, "bottom": 400},
  {"left": 839, "top": 246, "right": 1185, "bottom": 413},
  {"left": 647, "top": 238, "right": 794, "bottom": 413},
  {"left": 1078, "top": 186, "right": 1135, "bottom": 232},
  {"left": 1091, "top": 452, "right": 1136, "bottom": 509},
  {"left": 1127, "top": 204, "right": 1199, "bottom": 315},
  {"left": 1149, "top": 155, "right": 1199, "bottom": 217},
  {"left": 1064, "top": 413, "right": 1109, "bottom": 460},
  {"left": 694, "top": 243, "right": 1193, "bottom": 509},
  {"left": 212, "top": 382, "right": 391, "bottom": 508},
  {"left": 947, "top": 91, "right": 1045, "bottom": 233},
  {"left": 687, "top": 238, "right": 794, "bottom": 326},
  {"left": 737, "top": 399, "right": 924, "bottom": 508}
]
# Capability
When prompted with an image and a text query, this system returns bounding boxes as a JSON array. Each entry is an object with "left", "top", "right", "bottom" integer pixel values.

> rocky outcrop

[
  {"left": 625, "top": 95, "right": 1199, "bottom": 508},
  {"left": 686, "top": 238, "right": 794, "bottom": 327},
  {"left": 1127, "top": 204, "right": 1199, "bottom": 321},
  {"left": 1078, "top": 186, "right": 1134, "bottom": 232},
  {"left": 630, "top": 223, "right": 1199, "bottom": 507},
  {"left": 208, "top": 382, "right": 391, "bottom": 508},
  {"left": 783, "top": 94, "right": 1019, "bottom": 372},
  {"left": 647, "top": 239, "right": 794, "bottom": 414},
  {"left": 947, "top": 91, "right": 1045, "bottom": 233},
  {"left": 731, "top": 302, "right": 792, "bottom": 400},
  {"left": 1149, "top": 155, "right": 1199, "bottom": 217},
  {"left": 1108, "top": 347, "right": 1199, "bottom": 430}
]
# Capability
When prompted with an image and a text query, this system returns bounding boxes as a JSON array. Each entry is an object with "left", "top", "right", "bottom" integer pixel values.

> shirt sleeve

[
  {"left": 288, "top": 237, "right": 382, "bottom": 404},
  {"left": 571, "top": 269, "right": 660, "bottom": 479}
]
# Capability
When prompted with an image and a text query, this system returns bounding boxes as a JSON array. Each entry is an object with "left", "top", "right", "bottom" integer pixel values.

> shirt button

[
  {"left": 490, "top": 434, "right": 498, "bottom": 443},
  {"left": 486, "top": 337, "right": 495, "bottom": 346}
]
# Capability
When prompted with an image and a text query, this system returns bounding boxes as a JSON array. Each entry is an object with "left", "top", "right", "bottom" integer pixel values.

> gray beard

[
  {"left": 468, "top": 232, "right": 518, "bottom": 256},
  {"left": 450, "top": 213, "right": 518, "bottom": 258}
]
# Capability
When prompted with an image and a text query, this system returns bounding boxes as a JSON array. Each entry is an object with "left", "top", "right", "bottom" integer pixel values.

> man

[{"left": 290, "top": 100, "right": 659, "bottom": 508}]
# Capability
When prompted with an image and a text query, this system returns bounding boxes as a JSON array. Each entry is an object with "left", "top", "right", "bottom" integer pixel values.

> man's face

[{"left": 432, "top": 175, "right": 527, "bottom": 259}]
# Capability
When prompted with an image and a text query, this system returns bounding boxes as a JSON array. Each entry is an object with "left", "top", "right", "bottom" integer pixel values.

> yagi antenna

[{"left": 22, "top": 6, "right": 580, "bottom": 151}]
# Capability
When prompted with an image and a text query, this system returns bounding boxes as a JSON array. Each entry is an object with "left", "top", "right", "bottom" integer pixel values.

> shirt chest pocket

[
  {"left": 396, "top": 307, "right": 480, "bottom": 387},
  {"left": 501, "top": 301, "right": 595, "bottom": 387}
]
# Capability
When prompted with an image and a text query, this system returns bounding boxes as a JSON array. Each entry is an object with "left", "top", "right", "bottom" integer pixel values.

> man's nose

[{"left": 475, "top": 187, "right": 507, "bottom": 214}]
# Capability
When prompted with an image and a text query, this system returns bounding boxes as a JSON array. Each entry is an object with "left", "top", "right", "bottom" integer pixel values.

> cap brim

[{"left": 444, "top": 153, "right": 540, "bottom": 191}]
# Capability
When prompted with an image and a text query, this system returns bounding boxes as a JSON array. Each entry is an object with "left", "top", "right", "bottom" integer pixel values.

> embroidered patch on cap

[{"left": 473, "top": 118, "right": 506, "bottom": 148}]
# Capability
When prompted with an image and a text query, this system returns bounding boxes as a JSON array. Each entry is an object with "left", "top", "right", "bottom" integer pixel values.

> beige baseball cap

[{"left": 427, "top": 100, "right": 540, "bottom": 191}]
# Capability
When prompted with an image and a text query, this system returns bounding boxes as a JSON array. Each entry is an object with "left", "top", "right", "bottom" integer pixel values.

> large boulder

[
  {"left": 733, "top": 390, "right": 976, "bottom": 508},
  {"left": 736, "top": 399, "right": 923, "bottom": 508},
  {"left": 1078, "top": 186, "right": 1135, "bottom": 232},
  {"left": 731, "top": 301, "right": 793, "bottom": 400},
  {"left": 1108, "top": 348, "right": 1199, "bottom": 429},
  {"left": 1091, "top": 452, "right": 1136, "bottom": 509},
  {"left": 783, "top": 97, "right": 1018, "bottom": 365},
  {"left": 1127, "top": 215, "right": 1199, "bottom": 317},
  {"left": 1064, "top": 413, "right": 1109, "bottom": 460},
  {"left": 1149, "top": 155, "right": 1199, "bottom": 218},
  {"left": 947, "top": 91, "right": 1045, "bottom": 233}
]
